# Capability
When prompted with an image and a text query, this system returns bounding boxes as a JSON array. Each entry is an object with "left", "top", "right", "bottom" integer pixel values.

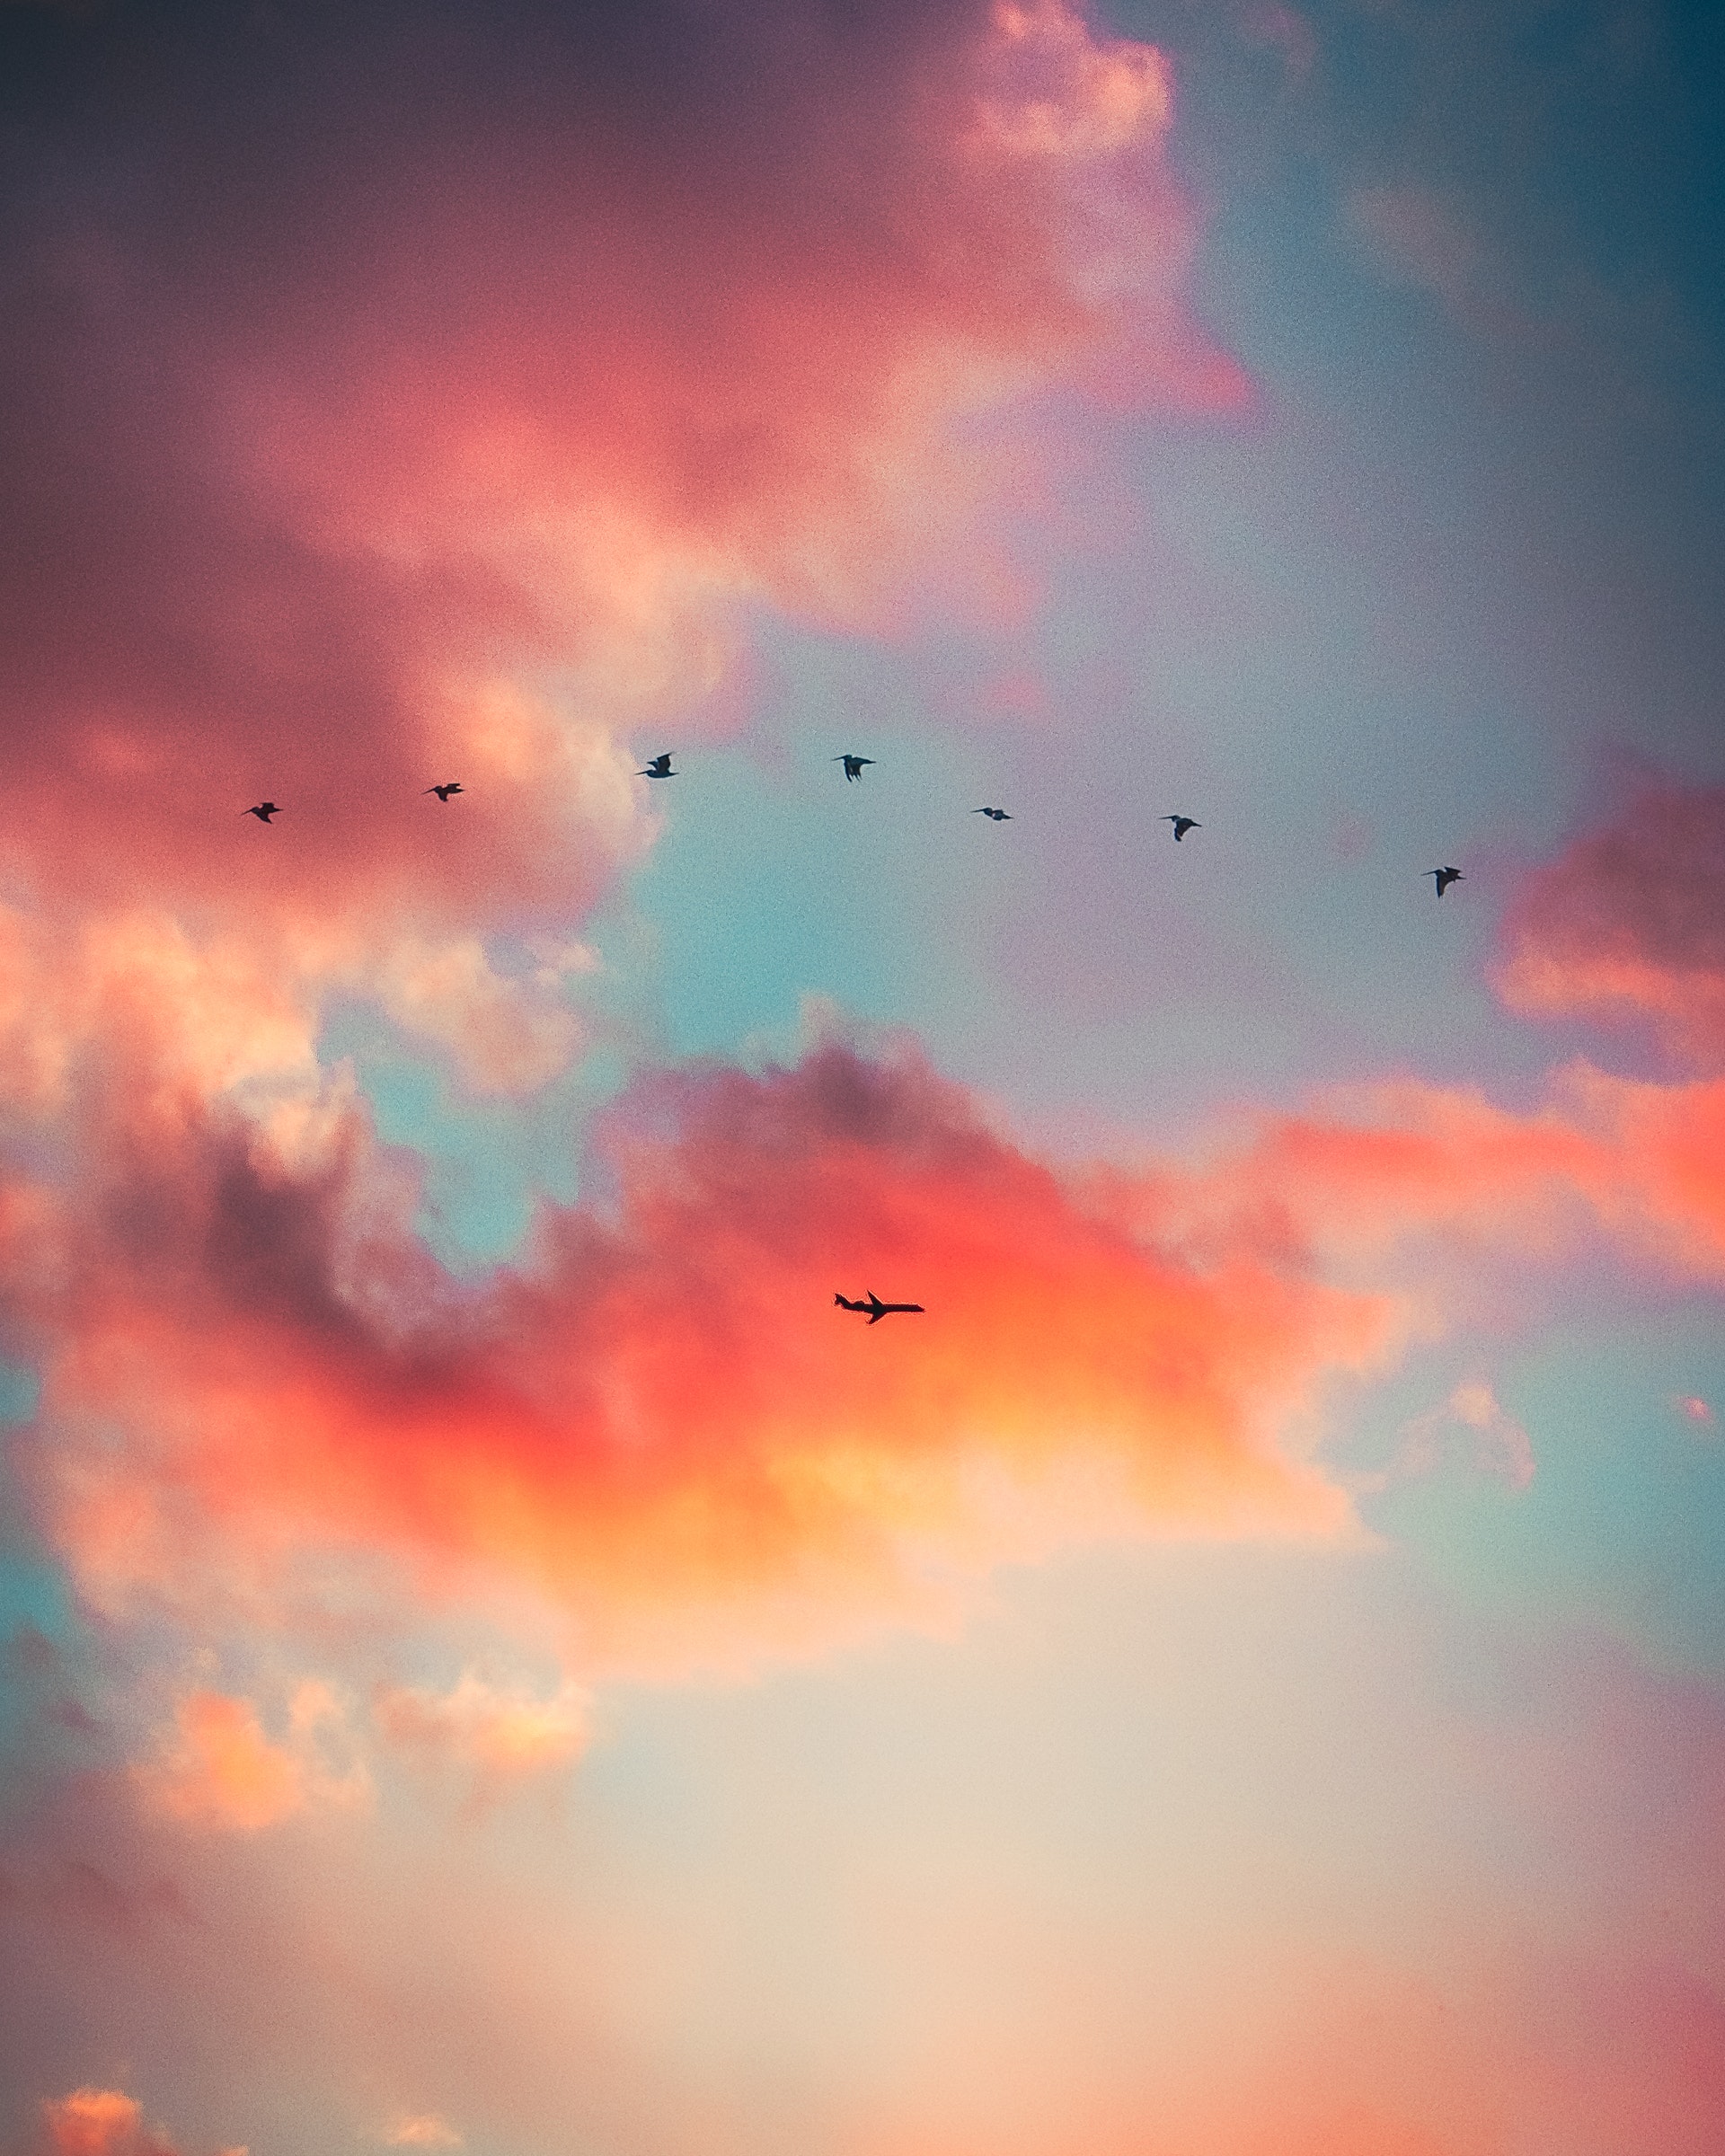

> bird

[
  {"left": 243, "top": 801, "right": 280, "bottom": 822},
  {"left": 1429, "top": 866, "right": 1464, "bottom": 897},
  {"left": 1163, "top": 815, "right": 1200, "bottom": 842},
  {"left": 638, "top": 753, "right": 676, "bottom": 779},
  {"left": 834, "top": 755, "right": 874, "bottom": 782},
  {"left": 835, "top": 1291, "right": 924, "bottom": 1325},
  {"left": 425, "top": 782, "right": 464, "bottom": 802},
  {"left": 973, "top": 807, "right": 1013, "bottom": 822}
]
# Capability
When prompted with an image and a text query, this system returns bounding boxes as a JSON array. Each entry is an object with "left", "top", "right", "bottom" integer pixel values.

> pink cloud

[
  {"left": 0, "top": 0, "right": 1242, "bottom": 1132},
  {"left": 1496, "top": 785, "right": 1725, "bottom": 1067},
  {"left": 1370, "top": 1380, "right": 1535, "bottom": 1494},
  {"left": 0, "top": 0, "right": 1229, "bottom": 897}
]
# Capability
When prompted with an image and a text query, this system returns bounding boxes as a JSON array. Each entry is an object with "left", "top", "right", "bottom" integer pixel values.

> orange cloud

[
  {"left": 33, "top": 2090, "right": 243, "bottom": 2156},
  {"left": 13, "top": 1003, "right": 1725, "bottom": 1683},
  {"left": 40, "top": 2093, "right": 159, "bottom": 2156},
  {"left": 136, "top": 1692, "right": 302, "bottom": 1833},
  {"left": 134, "top": 1683, "right": 368, "bottom": 1833},
  {"left": 376, "top": 1672, "right": 591, "bottom": 1781},
  {"left": 378, "top": 2116, "right": 461, "bottom": 2149},
  {"left": 1170, "top": 1064, "right": 1725, "bottom": 1301},
  {"left": 21, "top": 1037, "right": 1375, "bottom": 1677}
]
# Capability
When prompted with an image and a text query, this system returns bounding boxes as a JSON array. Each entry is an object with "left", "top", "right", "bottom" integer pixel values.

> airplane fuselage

[{"left": 835, "top": 1291, "right": 924, "bottom": 1323}]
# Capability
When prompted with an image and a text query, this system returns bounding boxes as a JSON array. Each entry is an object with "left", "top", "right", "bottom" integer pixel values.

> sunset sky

[{"left": 2, "top": 2, "right": 1724, "bottom": 2152}]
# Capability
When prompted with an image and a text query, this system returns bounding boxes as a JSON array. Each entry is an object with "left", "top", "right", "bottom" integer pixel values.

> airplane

[
  {"left": 1429, "top": 866, "right": 1464, "bottom": 897},
  {"left": 638, "top": 753, "right": 676, "bottom": 778},
  {"left": 834, "top": 755, "right": 874, "bottom": 782},
  {"left": 425, "top": 782, "right": 464, "bottom": 801},
  {"left": 1163, "top": 814, "right": 1200, "bottom": 841},
  {"left": 243, "top": 801, "right": 280, "bottom": 822},
  {"left": 835, "top": 1290, "right": 925, "bottom": 1324}
]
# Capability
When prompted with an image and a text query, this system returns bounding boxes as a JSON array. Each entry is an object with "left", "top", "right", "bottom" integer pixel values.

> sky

[{"left": 1, "top": 1, "right": 1723, "bottom": 2152}]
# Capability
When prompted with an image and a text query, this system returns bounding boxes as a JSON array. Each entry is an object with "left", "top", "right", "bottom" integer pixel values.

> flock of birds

[{"left": 241, "top": 747, "right": 1467, "bottom": 1327}]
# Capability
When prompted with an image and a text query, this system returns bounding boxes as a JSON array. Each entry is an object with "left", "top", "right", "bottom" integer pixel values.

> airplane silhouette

[
  {"left": 426, "top": 782, "right": 464, "bottom": 801},
  {"left": 638, "top": 754, "right": 676, "bottom": 779},
  {"left": 243, "top": 801, "right": 280, "bottom": 822},
  {"left": 1163, "top": 815, "right": 1200, "bottom": 841},
  {"left": 834, "top": 755, "right": 874, "bottom": 782},
  {"left": 1429, "top": 866, "right": 1464, "bottom": 897},
  {"left": 835, "top": 1291, "right": 924, "bottom": 1324},
  {"left": 973, "top": 807, "right": 1013, "bottom": 821}
]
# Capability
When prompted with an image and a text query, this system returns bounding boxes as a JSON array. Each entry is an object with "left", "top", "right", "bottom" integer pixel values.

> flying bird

[
  {"left": 834, "top": 755, "right": 874, "bottom": 782},
  {"left": 973, "top": 807, "right": 1013, "bottom": 821},
  {"left": 425, "top": 782, "right": 464, "bottom": 802},
  {"left": 1429, "top": 866, "right": 1464, "bottom": 897},
  {"left": 243, "top": 801, "right": 280, "bottom": 822},
  {"left": 638, "top": 754, "right": 676, "bottom": 779},
  {"left": 1163, "top": 815, "right": 1200, "bottom": 842},
  {"left": 835, "top": 1291, "right": 924, "bottom": 1325}
]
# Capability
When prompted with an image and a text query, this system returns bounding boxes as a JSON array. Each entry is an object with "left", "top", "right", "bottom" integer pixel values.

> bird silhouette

[
  {"left": 1429, "top": 866, "right": 1464, "bottom": 897},
  {"left": 425, "top": 782, "right": 464, "bottom": 802},
  {"left": 834, "top": 755, "right": 874, "bottom": 782},
  {"left": 835, "top": 1291, "right": 924, "bottom": 1325},
  {"left": 1163, "top": 815, "right": 1200, "bottom": 841},
  {"left": 638, "top": 754, "right": 676, "bottom": 779},
  {"left": 973, "top": 807, "right": 1013, "bottom": 821},
  {"left": 243, "top": 802, "right": 280, "bottom": 823}
]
